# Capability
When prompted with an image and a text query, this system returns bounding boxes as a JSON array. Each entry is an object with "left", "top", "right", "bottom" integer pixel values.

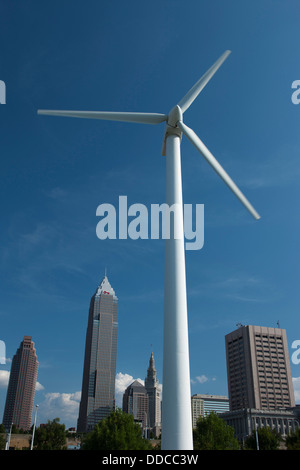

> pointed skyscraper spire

[
  {"left": 146, "top": 351, "right": 157, "bottom": 386},
  {"left": 150, "top": 351, "right": 155, "bottom": 368},
  {"left": 145, "top": 351, "right": 161, "bottom": 436},
  {"left": 95, "top": 273, "right": 117, "bottom": 299}
]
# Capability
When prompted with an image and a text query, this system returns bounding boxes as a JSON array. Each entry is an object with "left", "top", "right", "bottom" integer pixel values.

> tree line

[{"left": 1, "top": 410, "right": 300, "bottom": 450}]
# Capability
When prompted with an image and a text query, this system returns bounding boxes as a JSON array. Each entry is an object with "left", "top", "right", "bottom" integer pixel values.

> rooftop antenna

[{"left": 38, "top": 50, "right": 260, "bottom": 450}]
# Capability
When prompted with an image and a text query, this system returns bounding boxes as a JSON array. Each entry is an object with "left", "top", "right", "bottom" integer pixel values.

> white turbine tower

[{"left": 38, "top": 50, "right": 260, "bottom": 450}]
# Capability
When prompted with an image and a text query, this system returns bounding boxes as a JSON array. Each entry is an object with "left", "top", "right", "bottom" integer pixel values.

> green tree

[
  {"left": 33, "top": 418, "right": 67, "bottom": 450},
  {"left": 0, "top": 433, "right": 6, "bottom": 450},
  {"left": 81, "top": 408, "right": 152, "bottom": 450},
  {"left": 0, "top": 424, "right": 7, "bottom": 450},
  {"left": 245, "top": 427, "right": 281, "bottom": 450},
  {"left": 285, "top": 428, "right": 300, "bottom": 450},
  {"left": 193, "top": 412, "right": 240, "bottom": 450},
  {"left": 10, "top": 424, "right": 27, "bottom": 434}
]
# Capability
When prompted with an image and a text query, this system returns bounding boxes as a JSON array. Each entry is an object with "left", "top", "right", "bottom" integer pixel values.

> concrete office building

[
  {"left": 3, "top": 336, "right": 38, "bottom": 431},
  {"left": 77, "top": 275, "right": 118, "bottom": 432},
  {"left": 225, "top": 325, "right": 295, "bottom": 411}
]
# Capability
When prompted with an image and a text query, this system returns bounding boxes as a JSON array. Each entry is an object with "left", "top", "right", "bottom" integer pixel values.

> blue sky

[{"left": 0, "top": 0, "right": 300, "bottom": 428}]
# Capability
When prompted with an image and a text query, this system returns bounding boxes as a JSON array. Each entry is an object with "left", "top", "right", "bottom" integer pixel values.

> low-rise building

[
  {"left": 191, "top": 394, "right": 229, "bottom": 428},
  {"left": 220, "top": 407, "right": 300, "bottom": 443}
]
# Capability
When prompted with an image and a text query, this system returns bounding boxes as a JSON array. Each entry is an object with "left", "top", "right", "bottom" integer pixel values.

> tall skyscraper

[
  {"left": 144, "top": 351, "right": 161, "bottom": 433},
  {"left": 3, "top": 336, "right": 38, "bottom": 431},
  {"left": 77, "top": 275, "right": 118, "bottom": 433},
  {"left": 225, "top": 325, "right": 295, "bottom": 411}
]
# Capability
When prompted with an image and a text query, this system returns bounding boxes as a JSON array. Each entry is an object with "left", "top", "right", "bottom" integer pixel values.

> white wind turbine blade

[
  {"left": 177, "top": 50, "right": 231, "bottom": 113},
  {"left": 178, "top": 121, "right": 260, "bottom": 220},
  {"left": 37, "top": 109, "right": 168, "bottom": 125}
]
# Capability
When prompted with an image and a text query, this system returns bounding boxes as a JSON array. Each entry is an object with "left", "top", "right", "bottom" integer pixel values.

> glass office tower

[{"left": 77, "top": 275, "right": 118, "bottom": 432}]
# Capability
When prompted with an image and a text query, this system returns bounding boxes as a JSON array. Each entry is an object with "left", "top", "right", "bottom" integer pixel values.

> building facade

[
  {"left": 3, "top": 336, "right": 39, "bottom": 431},
  {"left": 122, "top": 380, "right": 149, "bottom": 434},
  {"left": 77, "top": 275, "right": 118, "bottom": 433},
  {"left": 220, "top": 408, "right": 299, "bottom": 442},
  {"left": 191, "top": 394, "right": 229, "bottom": 428},
  {"left": 225, "top": 325, "right": 295, "bottom": 412},
  {"left": 144, "top": 352, "right": 161, "bottom": 435}
]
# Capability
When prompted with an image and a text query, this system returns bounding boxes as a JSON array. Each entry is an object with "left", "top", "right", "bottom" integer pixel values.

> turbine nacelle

[
  {"left": 167, "top": 105, "right": 183, "bottom": 128},
  {"left": 162, "top": 105, "right": 183, "bottom": 156}
]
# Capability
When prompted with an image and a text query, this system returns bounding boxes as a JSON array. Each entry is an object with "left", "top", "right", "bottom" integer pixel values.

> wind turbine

[{"left": 38, "top": 50, "right": 260, "bottom": 450}]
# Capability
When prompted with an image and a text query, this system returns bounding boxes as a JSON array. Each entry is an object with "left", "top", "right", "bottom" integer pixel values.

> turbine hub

[
  {"left": 161, "top": 105, "right": 183, "bottom": 156},
  {"left": 167, "top": 105, "right": 183, "bottom": 128}
]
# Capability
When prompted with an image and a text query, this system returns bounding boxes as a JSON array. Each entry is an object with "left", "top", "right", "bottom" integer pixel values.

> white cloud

[
  {"left": 292, "top": 377, "right": 300, "bottom": 404},
  {"left": 195, "top": 375, "right": 209, "bottom": 384},
  {"left": 115, "top": 372, "right": 144, "bottom": 408},
  {"left": 37, "top": 391, "right": 81, "bottom": 428},
  {"left": 0, "top": 370, "right": 44, "bottom": 392},
  {"left": 191, "top": 374, "right": 217, "bottom": 385},
  {"left": 36, "top": 381, "right": 45, "bottom": 391},
  {"left": 0, "top": 370, "right": 9, "bottom": 388}
]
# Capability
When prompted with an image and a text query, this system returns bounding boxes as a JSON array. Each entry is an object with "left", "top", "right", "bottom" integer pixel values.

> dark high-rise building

[
  {"left": 3, "top": 336, "right": 38, "bottom": 431},
  {"left": 77, "top": 275, "right": 118, "bottom": 432}
]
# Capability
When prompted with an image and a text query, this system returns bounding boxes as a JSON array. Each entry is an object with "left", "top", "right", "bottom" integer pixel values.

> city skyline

[
  {"left": 1, "top": 314, "right": 299, "bottom": 430},
  {"left": 0, "top": 1, "right": 300, "bottom": 429}
]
